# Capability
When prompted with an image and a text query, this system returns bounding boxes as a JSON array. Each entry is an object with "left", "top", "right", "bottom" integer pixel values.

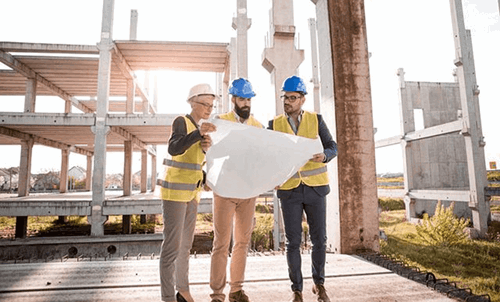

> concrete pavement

[{"left": 0, "top": 253, "right": 463, "bottom": 302}]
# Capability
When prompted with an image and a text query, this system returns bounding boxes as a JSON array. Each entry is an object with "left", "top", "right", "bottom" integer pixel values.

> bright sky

[{"left": 0, "top": 0, "right": 498, "bottom": 175}]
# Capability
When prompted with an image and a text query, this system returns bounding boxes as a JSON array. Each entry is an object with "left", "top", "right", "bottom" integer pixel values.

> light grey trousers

[{"left": 159, "top": 198, "right": 198, "bottom": 302}]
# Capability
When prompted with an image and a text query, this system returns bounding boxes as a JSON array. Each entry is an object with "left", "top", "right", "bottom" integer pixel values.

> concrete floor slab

[{"left": 0, "top": 254, "right": 459, "bottom": 302}]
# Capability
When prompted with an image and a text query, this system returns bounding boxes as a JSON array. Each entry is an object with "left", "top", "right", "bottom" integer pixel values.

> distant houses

[{"left": 0, "top": 166, "right": 152, "bottom": 192}]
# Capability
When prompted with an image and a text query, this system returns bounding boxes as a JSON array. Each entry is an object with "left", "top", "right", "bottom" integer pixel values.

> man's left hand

[{"left": 310, "top": 153, "right": 325, "bottom": 163}]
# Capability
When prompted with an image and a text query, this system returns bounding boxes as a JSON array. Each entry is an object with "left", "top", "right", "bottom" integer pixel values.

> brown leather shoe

[
  {"left": 229, "top": 290, "right": 250, "bottom": 302},
  {"left": 312, "top": 284, "right": 330, "bottom": 302},
  {"left": 291, "top": 290, "right": 303, "bottom": 302}
]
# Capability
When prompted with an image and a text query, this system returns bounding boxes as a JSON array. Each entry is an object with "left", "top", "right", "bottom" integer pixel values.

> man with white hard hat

[{"left": 158, "top": 83, "right": 217, "bottom": 302}]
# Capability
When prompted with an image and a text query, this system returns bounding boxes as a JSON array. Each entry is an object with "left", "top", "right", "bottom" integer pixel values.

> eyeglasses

[
  {"left": 192, "top": 101, "right": 216, "bottom": 109},
  {"left": 280, "top": 95, "right": 302, "bottom": 103}
]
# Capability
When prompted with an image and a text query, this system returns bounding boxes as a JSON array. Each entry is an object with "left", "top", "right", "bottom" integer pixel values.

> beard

[{"left": 235, "top": 103, "right": 251, "bottom": 119}]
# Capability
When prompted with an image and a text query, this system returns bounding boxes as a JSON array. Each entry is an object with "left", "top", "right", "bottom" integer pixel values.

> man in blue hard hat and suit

[
  {"left": 268, "top": 75, "right": 337, "bottom": 302},
  {"left": 209, "top": 78, "right": 264, "bottom": 302}
]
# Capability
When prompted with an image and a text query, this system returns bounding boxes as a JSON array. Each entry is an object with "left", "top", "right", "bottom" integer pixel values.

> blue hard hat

[
  {"left": 282, "top": 75, "right": 307, "bottom": 95},
  {"left": 229, "top": 78, "right": 256, "bottom": 98}
]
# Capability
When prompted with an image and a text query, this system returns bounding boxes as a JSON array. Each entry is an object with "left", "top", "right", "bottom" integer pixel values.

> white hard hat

[{"left": 187, "top": 83, "right": 216, "bottom": 102}]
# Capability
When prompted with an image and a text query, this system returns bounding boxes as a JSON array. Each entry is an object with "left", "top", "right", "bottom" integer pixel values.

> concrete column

[
  {"left": 129, "top": 9, "right": 138, "bottom": 40},
  {"left": 126, "top": 79, "right": 136, "bottom": 114},
  {"left": 232, "top": 0, "right": 251, "bottom": 78},
  {"left": 64, "top": 100, "right": 72, "bottom": 113},
  {"left": 397, "top": 68, "right": 417, "bottom": 222},
  {"left": 18, "top": 138, "right": 34, "bottom": 197},
  {"left": 142, "top": 72, "right": 150, "bottom": 114},
  {"left": 262, "top": 0, "right": 304, "bottom": 115},
  {"left": 151, "top": 151, "right": 157, "bottom": 192},
  {"left": 91, "top": 0, "right": 115, "bottom": 237},
  {"left": 312, "top": 0, "right": 341, "bottom": 253},
  {"left": 123, "top": 140, "right": 133, "bottom": 234},
  {"left": 24, "top": 77, "right": 37, "bottom": 113},
  {"left": 326, "top": 0, "right": 379, "bottom": 254},
  {"left": 60, "top": 149, "right": 69, "bottom": 193},
  {"left": 126, "top": 9, "right": 138, "bottom": 115},
  {"left": 123, "top": 141, "right": 133, "bottom": 196},
  {"left": 86, "top": 155, "right": 92, "bottom": 191},
  {"left": 308, "top": 18, "right": 321, "bottom": 113},
  {"left": 16, "top": 138, "right": 34, "bottom": 239},
  {"left": 228, "top": 37, "right": 237, "bottom": 111},
  {"left": 449, "top": 0, "right": 489, "bottom": 236},
  {"left": 141, "top": 149, "right": 147, "bottom": 193}
]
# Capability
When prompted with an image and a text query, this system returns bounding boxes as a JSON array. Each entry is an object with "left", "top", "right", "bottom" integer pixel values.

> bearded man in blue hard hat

[
  {"left": 268, "top": 75, "right": 337, "bottom": 302},
  {"left": 209, "top": 78, "right": 263, "bottom": 302}
]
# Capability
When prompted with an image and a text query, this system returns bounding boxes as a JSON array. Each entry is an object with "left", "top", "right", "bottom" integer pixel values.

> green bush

[
  {"left": 255, "top": 203, "right": 272, "bottom": 213},
  {"left": 415, "top": 201, "right": 470, "bottom": 246},
  {"left": 487, "top": 170, "right": 500, "bottom": 181},
  {"left": 251, "top": 214, "right": 274, "bottom": 251},
  {"left": 379, "top": 197, "right": 405, "bottom": 211}
]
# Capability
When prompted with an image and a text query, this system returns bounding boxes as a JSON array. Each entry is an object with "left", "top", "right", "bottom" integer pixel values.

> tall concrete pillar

[
  {"left": 141, "top": 149, "right": 147, "bottom": 193},
  {"left": 326, "top": 0, "right": 379, "bottom": 254},
  {"left": 123, "top": 140, "right": 133, "bottom": 234},
  {"left": 151, "top": 151, "right": 156, "bottom": 192},
  {"left": 60, "top": 149, "right": 69, "bottom": 193},
  {"left": 18, "top": 138, "right": 34, "bottom": 197},
  {"left": 449, "top": 0, "right": 489, "bottom": 236},
  {"left": 308, "top": 18, "right": 321, "bottom": 113},
  {"left": 262, "top": 0, "right": 304, "bottom": 115},
  {"left": 86, "top": 155, "right": 92, "bottom": 191},
  {"left": 126, "top": 79, "right": 136, "bottom": 114},
  {"left": 311, "top": 0, "right": 341, "bottom": 253},
  {"left": 91, "top": 0, "right": 115, "bottom": 237},
  {"left": 129, "top": 9, "right": 138, "bottom": 40},
  {"left": 16, "top": 138, "right": 34, "bottom": 238},
  {"left": 123, "top": 141, "right": 133, "bottom": 195},
  {"left": 24, "top": 77, "right": 37, "bottom": 113},
  {"left": 232, "top": 0, "right": 251, "bottom": 78},
  {"left": 396, "top": 69, "right": 416, "bottom": 221}
]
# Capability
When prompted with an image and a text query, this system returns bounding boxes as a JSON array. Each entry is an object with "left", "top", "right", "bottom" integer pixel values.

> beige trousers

[{"left": 209, "top": 194, "right": 257, "bottom": 301}]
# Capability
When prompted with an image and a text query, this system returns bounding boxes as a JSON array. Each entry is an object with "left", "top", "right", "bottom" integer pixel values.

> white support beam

[
  {"left": 409, "top": 189, "right": 470, "bottom": 202},
  {"left": 375, "top": 135, "right": 402, "bottom": 148},
  {"left": 106, "top": 114, "right": 177, "bottom": 126},
  {"left": 0, "top": 126, "right": 93, "bottom": 157},
  {"left": 404, "top": 119, "right": 463, "bottom": 142},
  {"left": 0, "top": 42, "right": 98, "bottom": 54},
  {"left": 0, "top": 113, "right": 95, "bottom": 126}
]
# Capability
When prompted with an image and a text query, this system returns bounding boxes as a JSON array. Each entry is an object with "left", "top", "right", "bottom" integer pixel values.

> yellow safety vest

[
  {"left": 160, "top": 116, "right": 205, "bottom": 202},
  {"left": 273, "top": 111, "right": 329, "bottom": 190},
  {"left": 218, "top": 111, "right": 263, "bottom": 128}
]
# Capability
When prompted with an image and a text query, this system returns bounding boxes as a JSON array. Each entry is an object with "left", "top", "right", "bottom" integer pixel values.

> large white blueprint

[{"left": 205, "top": 118, "right": 323, "bottom": 199}]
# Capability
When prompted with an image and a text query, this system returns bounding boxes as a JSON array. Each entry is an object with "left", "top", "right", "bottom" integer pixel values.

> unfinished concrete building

[{"left": 2, "top": 0, "right": 490, "bottom": 258}]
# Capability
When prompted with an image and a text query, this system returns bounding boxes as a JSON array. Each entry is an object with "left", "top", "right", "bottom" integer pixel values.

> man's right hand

[{"left": 199, "top": 122, "right": 217, "bottom": 136}]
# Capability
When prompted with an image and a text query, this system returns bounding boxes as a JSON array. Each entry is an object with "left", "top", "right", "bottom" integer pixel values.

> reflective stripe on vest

[
  {"left": 157, "top": 179, "right": 200, "bottom": 191},
  {"left": 290, "top": 165, "right": 328, "bottom": 179},
  {"left": 163, "top": 159, "right": 202, "bottom": 171},
  {"left": 160, "top": 116, "right": 204, "bottom": 202},
  {"left": 273, "top": 111, "right": 329, "bottom": 190},
  {"left": 218, "top": 111, "right": 263, "bottom": 128}
]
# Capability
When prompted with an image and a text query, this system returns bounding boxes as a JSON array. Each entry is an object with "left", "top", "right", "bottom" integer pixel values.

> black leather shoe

[
  {"left": 312, "top": 284, "right": 330, "bottom": 302},
  {"left": 291, "top": 291, "right": 303, "bottom": 302},
  {"left": 176, "top": 292, "right": 188, "bottom": 302}
]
